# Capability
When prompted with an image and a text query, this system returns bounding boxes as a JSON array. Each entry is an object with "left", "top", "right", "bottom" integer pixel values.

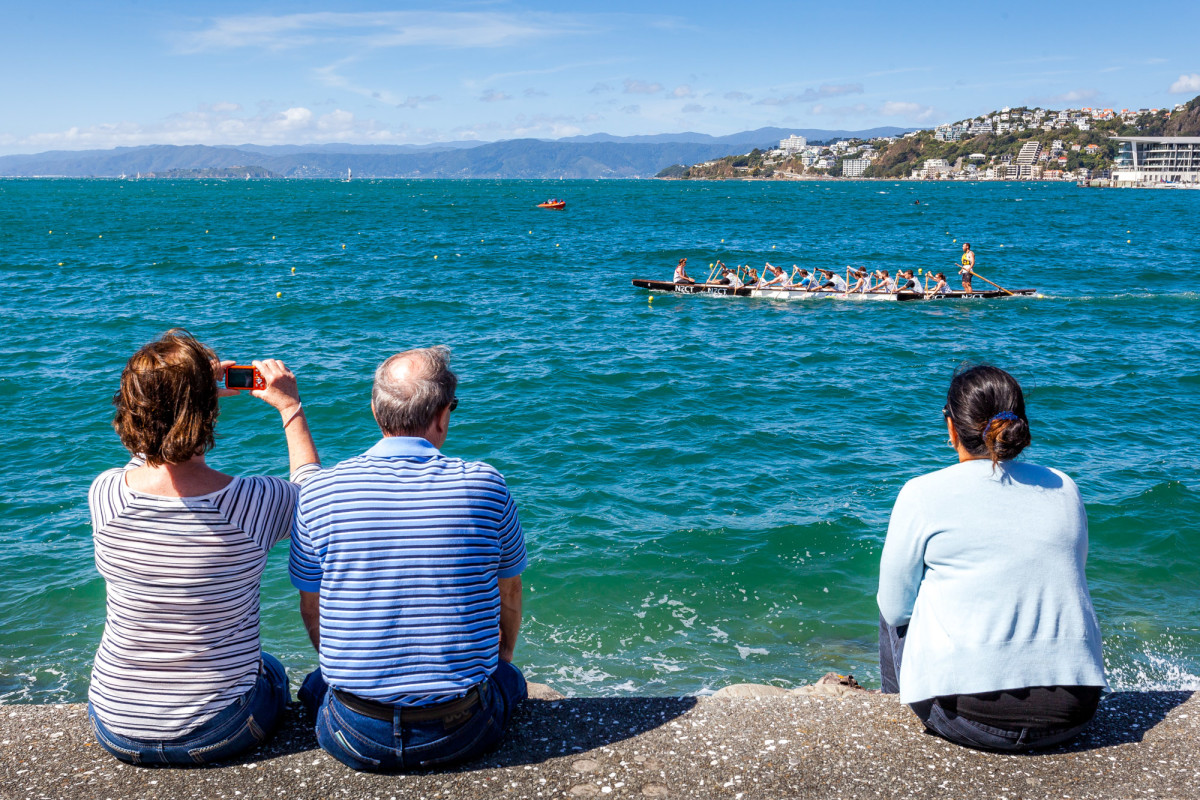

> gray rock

[
  {"left": 709, "top": 683, "right": 792, "bottom": 698},
  {"left": 1, "top": 691, "right": 1195, "bottom": 799},
  {"left": 528, "top": 681, "right": 566, "bottom": 701}
]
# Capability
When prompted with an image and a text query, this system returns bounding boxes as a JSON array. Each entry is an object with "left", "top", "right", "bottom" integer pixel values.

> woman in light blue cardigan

[{"left": 877, "top": 365, "right": 1107, "bottom": 751}]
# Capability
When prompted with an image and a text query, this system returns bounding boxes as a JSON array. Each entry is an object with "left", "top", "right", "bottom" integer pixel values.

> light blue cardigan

[{"left": 877, "top": 458, "right": 1108, "bottom": 704}]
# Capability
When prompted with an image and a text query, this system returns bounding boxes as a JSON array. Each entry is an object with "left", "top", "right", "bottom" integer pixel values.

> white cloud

[
  {"left": 624, "top": 79, "right": 663, "bottom": 95},
  {"left": 672, "top": 85, "right": 694, "bottom": 98},
  {"left": 0, "top": 107, "right": 415, "bottom": 152},
  {"left": 177, "top": 11, "right": 585, "bottom": 53},
  {"left": 724, "top": 91, "right": 751, "bottom": 102},
  {"left": 451, "top": 112, "right": 600, "bottom": 141},
  {"left": 1169, "top": 73, "right": 1200, "bottom": 94},
  {"left": 755, "top": 84, "right": 863, "bottom": 106},
  {"left": 397, "top": 95, "right": 441, "bottom": 109},
  {"left": 479, "top": 90, "right": 512, "bottom": 103},
  {"left": 588, "top": 82, "right": 614, "bottom": 95},
  {"left": 811, "top": 102, "right": 870, "bottom": 116},
  {"left": 1046, "top": 89, "right": 1099, "bottom": 105},
  {"left": 681, "top": 103, "right": 705, "bottom": 114},
  {"left": 879, "top": 101, "right": 936, "bottom": 121}
]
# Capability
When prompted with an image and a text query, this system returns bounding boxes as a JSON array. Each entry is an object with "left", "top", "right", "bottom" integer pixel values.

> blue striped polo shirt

[{"left": 289, "top": 436, "right": 527, "bottom": 706}]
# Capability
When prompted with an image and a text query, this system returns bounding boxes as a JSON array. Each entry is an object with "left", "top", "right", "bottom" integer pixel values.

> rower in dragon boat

[
  {"left": 848, "top": 268, "right": 872, "bottom": 293},
  {"left": 898, "top": 269, "right": 925, "bottom": 296},
  {"left": 717, "top": 264, "right": 744, "bottom": 288},
  {"left": 816, "top": 268, "right": 849, "bottom": 293},
  {"left": 874, "top": 269, "right": 897, "bottom": 293},
  {"left": 760, "top": 263, "right": 791, "bottom": 289}
]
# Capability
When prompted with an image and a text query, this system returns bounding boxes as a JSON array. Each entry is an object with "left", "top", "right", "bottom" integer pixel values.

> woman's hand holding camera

[{"left": 248, "top": 359, "right": 302, "bottom": 420}]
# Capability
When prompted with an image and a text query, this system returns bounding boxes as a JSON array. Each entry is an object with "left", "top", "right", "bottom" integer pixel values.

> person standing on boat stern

[
  {"left": 87, "top": 330, "right": 320, "bottom": 765},
  {"left": 877, "top": 365, "right": 1106, "bottom": 752},
  {"left": 959, "top": 243, "right": 975, "bottom": 291},
  {"left": 673, "top": 257, "right": 695, "bottom": 285},
  {"left": 291, "top": 346, "right": 528, "bottom": 772}
]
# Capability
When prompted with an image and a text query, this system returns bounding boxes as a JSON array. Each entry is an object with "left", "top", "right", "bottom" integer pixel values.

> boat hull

[{"left": 632, "top": 279, "right": 1036, "bottom": 302}]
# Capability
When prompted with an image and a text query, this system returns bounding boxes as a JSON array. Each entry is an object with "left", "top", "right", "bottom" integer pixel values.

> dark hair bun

[
  {"left": 945, "top": 365, "right": 1031, "bottom": 465},
  {"left": 984, "top": 415, "right": 1032, "bottom": 463}
]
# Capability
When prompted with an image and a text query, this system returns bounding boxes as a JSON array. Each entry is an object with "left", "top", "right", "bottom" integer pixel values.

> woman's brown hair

[{"left": 113, "top": 330, "right": 220, "bottom": 466}]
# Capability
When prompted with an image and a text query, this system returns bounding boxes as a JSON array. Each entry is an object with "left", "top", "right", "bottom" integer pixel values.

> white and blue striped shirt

[
  {"left": 289, "top": 437, "right": 527, "bottom": 706},
  {"left": 89, "top": 458, "right": 320, "bottom": 739}
]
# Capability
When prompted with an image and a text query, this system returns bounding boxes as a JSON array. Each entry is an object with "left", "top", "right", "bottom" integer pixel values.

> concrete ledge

[{"left": 0, "top": 691, "right": 1195, "bottom": 799}]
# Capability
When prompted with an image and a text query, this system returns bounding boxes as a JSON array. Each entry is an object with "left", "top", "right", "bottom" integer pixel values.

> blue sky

[{"left": 2, "top": 0, "right": 1198, "bottom": 154}]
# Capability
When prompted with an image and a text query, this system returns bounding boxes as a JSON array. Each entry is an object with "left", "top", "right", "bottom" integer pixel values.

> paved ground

[{"left": 1, "top": 690, "right": 1195, "bottom": 799}]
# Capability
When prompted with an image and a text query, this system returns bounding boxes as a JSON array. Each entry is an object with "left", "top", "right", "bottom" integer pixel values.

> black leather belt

[{"left": 332, "top": 685, "right": 483, "bottom": 723}]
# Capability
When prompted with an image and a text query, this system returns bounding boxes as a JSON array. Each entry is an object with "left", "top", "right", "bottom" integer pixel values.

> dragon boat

[{"left": 631, "top": 279, "right": 1037, "bottom": 302}]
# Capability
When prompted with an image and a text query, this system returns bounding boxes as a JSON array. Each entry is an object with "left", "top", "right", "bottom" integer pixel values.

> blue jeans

[
  {"left": 87, "top": 652, "right": 289, "bottom": 766},
  {"left": 299, "top": 661, "right": 526, "bottom": 772},
  {"left": 879, "top": 617, "right": 1090, "bottom": 752}
]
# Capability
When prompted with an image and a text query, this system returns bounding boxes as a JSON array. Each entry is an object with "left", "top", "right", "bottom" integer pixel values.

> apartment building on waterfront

[{"left": 1112, "top": 137, "right": 1200, "bottom": 183}]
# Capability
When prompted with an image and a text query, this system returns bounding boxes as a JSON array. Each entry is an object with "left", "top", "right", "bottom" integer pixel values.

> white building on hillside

[
  {"left": 779, "top": 135, "right": 808, "bottom": 154},
  {"left": 842, "top": 158, "right": 870, "bottom": 177}
]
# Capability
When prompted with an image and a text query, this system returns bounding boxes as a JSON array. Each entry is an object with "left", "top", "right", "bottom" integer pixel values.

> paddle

[
  {"left": 705, "top": 261, "right": 720, "bottom": 285},
  {"left": 971, "top": 270, "right": 1014, "bottom": 296}
]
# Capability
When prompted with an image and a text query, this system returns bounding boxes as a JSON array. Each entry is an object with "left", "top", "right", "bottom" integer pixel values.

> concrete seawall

[{"left": 1, "top": 687, "right": 1195, "bottom": 799}]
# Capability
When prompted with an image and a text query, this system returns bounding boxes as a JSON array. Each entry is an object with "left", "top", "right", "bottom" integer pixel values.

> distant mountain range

[{"left": 0, "top": 127, "right": 910, "bottom": 179}]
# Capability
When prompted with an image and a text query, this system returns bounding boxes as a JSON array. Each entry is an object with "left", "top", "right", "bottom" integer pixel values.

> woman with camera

[
  {"left": 87, "top": 329, "right": 319, "bottom": 765},
  {"left": 877, "top": 365, "right": 1106, "bottom": 752}
]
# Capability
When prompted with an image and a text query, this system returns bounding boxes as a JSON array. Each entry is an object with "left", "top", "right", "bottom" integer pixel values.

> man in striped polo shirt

[{"left": 290, "top": 346, "right": 528, "bottom": 772}]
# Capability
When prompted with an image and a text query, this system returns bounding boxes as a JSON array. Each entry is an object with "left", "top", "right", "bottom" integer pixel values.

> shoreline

[{"left": 2, "top": 686, "right": 1195, "bottom": 799}]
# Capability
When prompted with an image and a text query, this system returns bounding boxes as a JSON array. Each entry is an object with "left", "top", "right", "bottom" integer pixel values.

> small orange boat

[{"left": 537, "top": 199, "right": 566, "bottom": 210}]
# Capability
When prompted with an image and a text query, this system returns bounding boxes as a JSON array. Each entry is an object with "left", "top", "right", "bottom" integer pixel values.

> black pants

[{"left": 878, "top": 616, "right": 1093, "bottom": 752}]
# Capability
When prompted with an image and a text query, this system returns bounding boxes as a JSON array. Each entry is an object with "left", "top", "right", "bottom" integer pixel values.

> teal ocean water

[{"left": 1, "top": 178, "right": 1197, "bottom": 703}]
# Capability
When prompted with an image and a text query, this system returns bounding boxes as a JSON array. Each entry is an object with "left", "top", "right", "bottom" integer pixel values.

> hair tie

[{"left": 988, "top": 411, "right": 1019, "bottom": 429}]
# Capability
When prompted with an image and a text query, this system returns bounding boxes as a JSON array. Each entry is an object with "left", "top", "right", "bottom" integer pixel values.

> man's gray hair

[{"left": 372, "top": 346, "right": 458, "bottom": 436}]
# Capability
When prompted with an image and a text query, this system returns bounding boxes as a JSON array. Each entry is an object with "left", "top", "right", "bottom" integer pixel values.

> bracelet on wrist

[{"left": 283, "top": 402, "right": 304, "bottom": 429}]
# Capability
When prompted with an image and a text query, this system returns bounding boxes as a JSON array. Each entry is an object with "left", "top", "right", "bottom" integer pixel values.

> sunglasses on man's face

[
  {"left": 942, "top": 405, "right": 950, "bottom": 419},
  {"left": 449, "top": 397, "right": 459, "bottom": 412}
]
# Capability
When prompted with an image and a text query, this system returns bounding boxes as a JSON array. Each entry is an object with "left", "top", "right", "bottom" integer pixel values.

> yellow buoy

[
  {"left": 1127, "top": 239, "right": 1131, "bottom": 243},
  {"left": 291, "top": 267, "right": 296, "bottom": 274},
  {"left": 205, "top": 229, "right": 209, "bottom": 233},
  {"left": 1037, "top": 294, "right": 1046, "bottom": 299},
  {"left": 918, "top": 268, "right": 923, "bottom": 275},
  {"left": 556, "top": 243, "right": 560, "bottom": 247},
  {"left": 99, "top": 234, "right": 103, "bottom": 238},
  {"left": 952, "top": 239, "right": 956, "bottom": 243},
  {"left": 342, "top": 244, "right": 346, "bottom": 249},
  {"left": 58, "top": 262, "right": 63, "bottom": 266},
  {"left": 48, "top": 230, "right": 52, "bottom": 234},
  {"left": 434, "top": 255, "right": 438, "bottom": 259},
  {"left": 272, "top": 235, "right": 276, "bottom": 240},
  {"left": 529, "top": 230, "right": 532, "bottom": 234},
  {"left": 276, "top": 292, "right": 282, "bottom": 298},
  {"left": 721, "top": 238, "right": 725, "bottom": 243},
  {"left": 771, "top": 245, "right": 776, "bottom": 249}
]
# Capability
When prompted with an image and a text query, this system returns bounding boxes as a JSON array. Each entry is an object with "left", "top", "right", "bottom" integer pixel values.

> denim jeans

[
  {"left": 87, "top": 651, "right": 289, "bottom": 766},
  {"left": 878, "top": 616, "right": 1091, "bottom": 752},
  {"left": 299, "top": 661, "right": 526, "bottom": 772}
]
